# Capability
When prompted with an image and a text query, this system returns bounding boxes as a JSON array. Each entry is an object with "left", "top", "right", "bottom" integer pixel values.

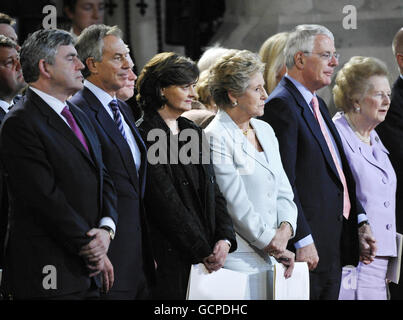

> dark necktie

[
  {"left": 109, "top": 99, "right": 127, "bottom": 140},
  {"left": 61, "top": 106, "right": 89, "bottom": 153}
]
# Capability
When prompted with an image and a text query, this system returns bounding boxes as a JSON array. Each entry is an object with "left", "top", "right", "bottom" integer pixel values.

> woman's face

[
  {"left": 356, "top": 75, "right": 391, "bottom": 127},
  {"left": 162, "top": 82, "right": 197, "bottom": 116},
  {"left": 235, "top": 72, "right": 268, "bottom": 118}
]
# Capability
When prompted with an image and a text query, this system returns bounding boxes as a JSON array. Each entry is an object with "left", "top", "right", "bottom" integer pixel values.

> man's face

[
  {"left": 67, "top": 0, "right": 105, "bottom": 35},
  {"left": 0, "top": 46, "right": 25, "bottom": 101},
  {"left": 92, "top": 35, "right": 132, "bottom": 95},
  {"left": 301, "top": 34, "right": 338, "bottom": 92},
  {"left": 0, "top": 24, "right": 19, "bottom": 50},
  {"left": 47, "top": 44, "right": 84, "bottom": 96}
]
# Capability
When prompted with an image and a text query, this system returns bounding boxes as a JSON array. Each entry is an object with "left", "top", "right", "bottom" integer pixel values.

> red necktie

[
  {"left": 311, "top": 96, "right": 350, "bottom": 219},
  {"left": 61, "top": 106, "right": 89, "bottom": 153}
]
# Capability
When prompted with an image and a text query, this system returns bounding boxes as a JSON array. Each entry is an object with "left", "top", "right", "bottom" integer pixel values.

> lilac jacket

[{"left": 333, "top": 112, "right": 397, "bottom": 257}]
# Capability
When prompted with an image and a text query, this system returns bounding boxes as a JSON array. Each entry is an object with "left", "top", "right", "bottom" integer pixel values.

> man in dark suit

[
  {"left": 0, "top": 28, "right": 118, "bottom": 299},
  {"left": 71, "top": 24, "right": 154, "bottom": 300},
  {"left": 377, "top": 27, "right": 403, "bottom": 300},
  {"left": 0, "top": 35, "right": 26, "bottom": 282},
  {"left": 260, "top": 24, "right": 376, "bottom": 300}
]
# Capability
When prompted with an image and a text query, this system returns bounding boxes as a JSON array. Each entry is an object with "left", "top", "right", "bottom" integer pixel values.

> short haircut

[
  {"left": 63, "top": 0, "right": 78, "bottom": 12},
  {"left": 259, "top": 31, "right": 289, "bottom": 94},
  {"left": 0, "top": 34, "right": 17, "bottom": 49},
  {"left": 0, "top": 12, "right": 16, "bottom": 26},
  {"left": 136, "top": 52, "right": 199, "bottom": 114},
  {"left": 333, "top": 56, "right": 389, "bottom": 112},
  {"left": 392, "top": 27, "right": 403, "bottom": 56},
  {"left": 208, "top": 49, "right": 265, "bottom": 109},
  {"left": 285, "top": 24, "right": 334, "bottom": 69},
  {"left": 75, "top": 24, "right": 122, "bottom": 78},
  {"left": 20, "top": 29, "right": 74, "bottom": 83}
]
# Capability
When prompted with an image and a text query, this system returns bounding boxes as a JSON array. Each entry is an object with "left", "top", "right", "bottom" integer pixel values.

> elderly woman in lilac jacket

[{"left": 332, "top": 56, "right": 397, "bottom": 300}]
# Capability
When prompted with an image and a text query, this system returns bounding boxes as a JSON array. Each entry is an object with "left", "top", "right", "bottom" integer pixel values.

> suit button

[
  {"left": 182, "top": 180, "right": 189, "bottom": 186},
  {"left": 386, "top": 224, "right": 392, "bottom": 230},
  {"left": 384, "top": 201, "right": 390, "bottom": 208},
  {"left": 338, "top": 215, "right": 343, "bottom": 221},
  {"left": 210, "top": 176, "right": 215, "bottom": 183}
]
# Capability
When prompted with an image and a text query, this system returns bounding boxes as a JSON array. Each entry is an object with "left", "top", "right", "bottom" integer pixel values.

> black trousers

[{"left": 309, "top": 262, "right": 342, "bottom": 300}]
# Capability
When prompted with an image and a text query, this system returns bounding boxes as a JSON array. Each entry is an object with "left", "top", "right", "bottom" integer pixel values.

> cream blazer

[{"left": 205, "top": 110, "right": 297, "bottom": 254}]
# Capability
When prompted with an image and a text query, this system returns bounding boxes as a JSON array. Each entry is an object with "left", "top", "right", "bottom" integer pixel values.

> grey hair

[
  {"left": 285, "top": 24, "right": 334, "bottom": 69},
  {"left": 75, "top": 24, "right": 123, "bottom": 78},
  {"left": 208, "top": 49, "right": 265, "bottom": 108},
  {"left": 197, "top": 44, "right": 231, "bottom": 73},
  {"left": 20, "top": 28, "right": 74, "bottom": 83}
]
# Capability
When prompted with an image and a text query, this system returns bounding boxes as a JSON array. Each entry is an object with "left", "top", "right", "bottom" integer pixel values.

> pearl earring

[
  {"left": 232, "top": 101, "right": 238, "bottom": 106},
  {"left": 355, "top": 107, "right": 360, "bottom": 113}
]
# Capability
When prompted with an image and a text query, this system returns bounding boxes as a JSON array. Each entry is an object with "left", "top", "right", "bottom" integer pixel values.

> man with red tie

[
  {"left": 260, "top": 24, "right": 376, "bottom": 299},
  {"left": 0, "top": 28, "right": 117, "bottom": 299}
]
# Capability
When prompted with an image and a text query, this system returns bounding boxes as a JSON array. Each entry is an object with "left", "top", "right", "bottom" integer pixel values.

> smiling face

[
  {"left": 161, "top": 82, "right": 197, "bottom": 117},
  {"left": 301, "top": 34, "right": 338, "bottom": 92},
  {"left": 356, "top": 75, "right": 391, "bottom": 127},
  {"left": 232, "top": 72, "right": 268, "bottom": 119},
  {"left": 88, "top": 35, "right": 131, "bottom": 96}
]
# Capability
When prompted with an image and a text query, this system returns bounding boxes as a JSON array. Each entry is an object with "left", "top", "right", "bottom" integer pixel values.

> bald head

[{"left": 393, "top": 27, "right": 403, "bottom": 73}]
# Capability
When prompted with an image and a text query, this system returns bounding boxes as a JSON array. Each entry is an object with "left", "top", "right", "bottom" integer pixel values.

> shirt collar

[
  {"left": 84, "top": 80, "right": 116, "bottom": 108},
  {"left": 0, "top": 99, "right": 11, "bottom": 114},
  {"left": 400, "top": 74, "right": 403, "bottom": 81},
  {"left": 285, "top": 74, "right": 316, "bottom": 106},
  {"left": 29, "top": 86, "right": 66, "bottom": 115}
]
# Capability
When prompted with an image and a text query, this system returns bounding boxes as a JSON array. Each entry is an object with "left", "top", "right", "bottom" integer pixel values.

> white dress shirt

[{"left": 84, "top": 80, "right": 141, "bottom": 174}]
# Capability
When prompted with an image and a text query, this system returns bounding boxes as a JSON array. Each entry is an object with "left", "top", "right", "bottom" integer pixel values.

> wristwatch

[{"left": 100, "top": 225, "right": 115, "bottom": 240}]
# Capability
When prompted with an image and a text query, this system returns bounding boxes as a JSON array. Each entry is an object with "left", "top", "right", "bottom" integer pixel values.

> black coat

[
  {"left": 376, "top": 76, "right": 403, "bottom": 299},
  {"left": 138, "top": 110, "right": 236, "bottom": 299},
  {"left": 0, "top": 89, "right": 118, "bottom": 299}
]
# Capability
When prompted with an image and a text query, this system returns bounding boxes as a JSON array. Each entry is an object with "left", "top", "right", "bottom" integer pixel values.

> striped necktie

[{"left": 109, "top": 99, "right": 127, "bottom": 140}]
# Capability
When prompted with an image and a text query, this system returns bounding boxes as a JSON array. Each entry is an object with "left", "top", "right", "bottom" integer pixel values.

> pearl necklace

[{"left": 344, "top": 113, "right": 371, "bottom": 144}]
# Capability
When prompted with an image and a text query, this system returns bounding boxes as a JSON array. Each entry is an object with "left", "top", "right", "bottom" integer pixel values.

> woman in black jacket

[{"left": 136, "top": 52, "right": 237, "bottom": 300}]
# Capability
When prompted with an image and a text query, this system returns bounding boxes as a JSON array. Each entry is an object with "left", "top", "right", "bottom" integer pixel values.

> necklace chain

[{"left": 344, "top": 113, "right": 371, "bottom": 144}]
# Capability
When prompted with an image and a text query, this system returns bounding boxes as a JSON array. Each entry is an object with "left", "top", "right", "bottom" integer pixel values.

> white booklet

[
  {"left": 386, "top": 232, "right": 403, "bottom": 284},
  {"left": 272, "top": 262, "right": 310, "bottom": 300},
  {"left": 186, "top": 263, "right": 248, "bottom": 300}
]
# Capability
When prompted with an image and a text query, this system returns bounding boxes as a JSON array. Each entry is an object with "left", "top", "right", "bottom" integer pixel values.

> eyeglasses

[{"left": 303, "top": 51, "right": 340, "bottom": 62}]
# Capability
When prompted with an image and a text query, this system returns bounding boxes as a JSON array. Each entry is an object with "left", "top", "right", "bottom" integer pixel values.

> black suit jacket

[
  {"left": 70, "top": 87, "right": 155, "bottom": 293},
  {"left": 377, "top": 76, "right": 403, "bottom": 234},
  {"left": 0, "top": 88, "right": 118, "bottom": 298},
  {"left": 0, "top": 108, "right": 7, "bottom": 269},
  {"left": 260, "top": 77, "right": 361, "bottom": 272}
]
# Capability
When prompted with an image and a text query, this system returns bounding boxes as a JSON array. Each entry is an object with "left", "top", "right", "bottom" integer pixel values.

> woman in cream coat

[{"left": 205, "top": 49, "right": 297, "bottom": 300}]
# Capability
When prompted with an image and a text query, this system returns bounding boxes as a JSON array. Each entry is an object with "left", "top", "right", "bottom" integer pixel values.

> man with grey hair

[
  {"left": 260, "top": 24, "right": 376, "bottom": 299},
  {"left": 70, "top": 24, "right": 154, "bottom": 300},
  {"left": 0, "top": 28, "right": 118, "bottom": 299},
  {"left": 377, "top": 27, "right": 403, "bottom": 300},
  {"left": 0, "top": 35, "right": 26, "bottom": 280}
]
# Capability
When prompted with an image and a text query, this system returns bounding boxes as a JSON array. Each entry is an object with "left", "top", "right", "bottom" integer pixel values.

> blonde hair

[
  {"left": 333, "top": 56, "right": 389, "bottom": 112},
  {"left": 208, "top": 49, "right": 265, "bottom": 109},
  {"left": 259, "top": 32, "right": 289, "bottom": 94}
]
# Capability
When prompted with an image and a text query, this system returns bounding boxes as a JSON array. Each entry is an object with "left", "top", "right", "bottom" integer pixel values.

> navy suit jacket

[
  {"left": 0, "top": 108, "right": 7, "bottom": 270},
  {"left": 260, "top": 77, "right": 362, "bottom": 272},
  {"left": 0, "top": 88, "right": 118, "bottom": 298},
  {"left": 70, "top": 87, "right": 155, "bottom": 293},
  {"left": 377, "top": 76, "right": 403, "bottom": 235}
]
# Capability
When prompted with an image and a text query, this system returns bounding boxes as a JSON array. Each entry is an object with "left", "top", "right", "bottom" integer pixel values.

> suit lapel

[
  {"left": 82, "top": 88, "right": 141, "bottom": 194},
  {"left": 28, "top": 89, "right": 95, "bottom": 166},
  {"left": 284, "top": 78, "right": 341, "bottom": 183}
]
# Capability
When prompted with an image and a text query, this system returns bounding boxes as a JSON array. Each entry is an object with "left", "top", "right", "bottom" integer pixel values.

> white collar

[
  {"left": 84, "top": 80, "right": 116, "bottom": 107},
  {"left": 0, "top": 99, "right": 12, "bottom": 114},
  {"left": 30, "top": 86, "right": 67, "bottom": 115}
]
